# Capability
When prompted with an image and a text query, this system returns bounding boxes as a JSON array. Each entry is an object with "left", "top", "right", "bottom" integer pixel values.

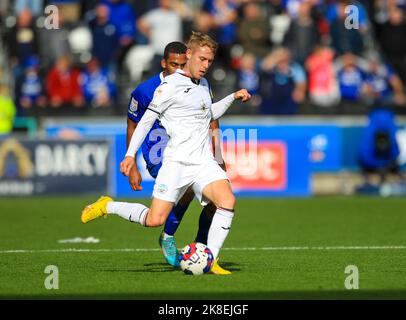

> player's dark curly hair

[{"left": 164, "top": 41, "right": 187, "bottom": 60}]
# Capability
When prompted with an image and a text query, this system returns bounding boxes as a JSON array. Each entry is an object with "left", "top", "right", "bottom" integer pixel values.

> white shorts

[{"left": 153, "top": 158, "right": 229, "bottom": 206}]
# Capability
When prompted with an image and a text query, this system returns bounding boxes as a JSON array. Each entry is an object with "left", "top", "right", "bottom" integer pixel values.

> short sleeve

[
  {"left": 127, "top": 89, "right": 144, "bottom": 123},
  {"left": 147, "top": 82, "right": 175, "bottom": 115}
]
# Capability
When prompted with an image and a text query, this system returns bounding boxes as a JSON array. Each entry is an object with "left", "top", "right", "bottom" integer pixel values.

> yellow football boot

[
  {"left": 81, "top": 196, "right": 113, "bottom": 224},
  {"left": 210, "top": 258, "right": 232, "bottom": 275}
]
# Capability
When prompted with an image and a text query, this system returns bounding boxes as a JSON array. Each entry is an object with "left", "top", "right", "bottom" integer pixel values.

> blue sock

[
  {"left": 164, "top": 203, "right": 189, "bottom": 236},
  {"left": 195, "top": 204, "right": 216, "bottom": 245}
]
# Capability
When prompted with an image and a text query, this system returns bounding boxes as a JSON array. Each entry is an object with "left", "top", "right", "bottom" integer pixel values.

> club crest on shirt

[
  {"left": 130, "top": 98, "right": 138, "bottom": 112},
  {"left": 154, "top": 82, "right": 167, "bottom": 99},
  {"left": 157, "top": 184, "right": 168, "bottom": 194}
]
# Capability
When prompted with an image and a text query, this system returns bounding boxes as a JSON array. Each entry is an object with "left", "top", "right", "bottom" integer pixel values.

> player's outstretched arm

[
  {"left": 234, "top": 89, "right": 251, "bottom": 102},
  {"left": 211, "top": 89, "right": 251, "bottom": 120},
  {"left": 122, "top": 82, "right": 174, "bottom": 177},
  {"left": 121, "top": 109, "right": 159, "bottom": 177},
  {"left": 126, "top": 118, "right": 143, "bottom": 190},
  {"left": 209, "top": 119, "right": 226, "bottom": 171}
]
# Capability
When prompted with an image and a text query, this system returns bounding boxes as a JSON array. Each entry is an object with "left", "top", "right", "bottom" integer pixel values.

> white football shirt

[{"left": 148, "top": 69, "right": 214, "bottom": 165}]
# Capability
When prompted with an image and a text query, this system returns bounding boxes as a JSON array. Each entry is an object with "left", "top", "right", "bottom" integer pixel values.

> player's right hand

[
  {"left": 120, "top": 156, "right": 135, "bottom": 177},
  {"left": 129, "top": 166, "right": 143, "bottom": 191},
  {"left": 234, "top": 89, "right": 251, "bottom": 102}
]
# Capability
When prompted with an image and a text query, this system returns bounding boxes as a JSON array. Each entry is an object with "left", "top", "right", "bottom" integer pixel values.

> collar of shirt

[{"left": 175, "top": 69, "right": 200, "bottom": 85}]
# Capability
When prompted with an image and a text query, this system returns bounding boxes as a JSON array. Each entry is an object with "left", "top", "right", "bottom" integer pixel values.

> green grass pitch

[{"left": 1, "top": 196, "right": 406, "bottom": 299}]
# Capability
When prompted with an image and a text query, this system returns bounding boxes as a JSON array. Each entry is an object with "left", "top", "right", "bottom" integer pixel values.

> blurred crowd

[{"left": 1, "top": 0, "right": 406, "bottom": 123}]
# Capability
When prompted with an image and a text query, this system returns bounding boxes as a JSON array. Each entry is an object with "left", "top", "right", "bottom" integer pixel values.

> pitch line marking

[{"left": 1, "top": 246, "right": 406, "bottom": 254}]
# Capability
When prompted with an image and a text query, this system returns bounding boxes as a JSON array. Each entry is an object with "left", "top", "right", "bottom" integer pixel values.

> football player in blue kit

[{"left": 125, "top": 41, "right": 228, "bottom": 274}]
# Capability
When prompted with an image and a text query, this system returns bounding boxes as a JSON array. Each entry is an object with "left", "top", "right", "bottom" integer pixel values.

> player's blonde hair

[{"left": 187, "top": 31, "right": 218, "bottom": 54}]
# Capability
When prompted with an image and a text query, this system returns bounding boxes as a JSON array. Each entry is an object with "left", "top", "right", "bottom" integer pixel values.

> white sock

[
  {"left": 162, "top": 232, "right": 173, "bottom": 240},
  {"left": 207, "top": 208, "right": 234, "bottom": 259},
  {"left": 106, "top": 202, "right": 149, "bottom": 226}
]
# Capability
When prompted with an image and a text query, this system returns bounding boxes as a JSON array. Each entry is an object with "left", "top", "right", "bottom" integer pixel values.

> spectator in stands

[
  {"left": 14, "top": 0, "right": 44, "bottom": 18},
  {"left": 305, "top": 45, "right": 340, "bottom": 108},
  {"left": 137, "top": 0, "right": 182, "bottom": 74},
  {"left": 193, "top": 10, "right": 215, "bottom": 35},
  {"left": 284, "top": 0, "right": 304, "bottom": 18},
  {"left": 283, "top": 0, "right": 320, "bottom": 65},
  {"left": 237, "top": 1, "right": 270, "bottom": 58},
  {"left": 268, "top": 2, "right": 291, "bottom": 46},
  {"left": 0, "top": 1, "right": 10, "bottom": 22},
  {"left": 327, "top": 0, "right": 368, "bottom": 55},
  {"left": 88, "top": 4, "right": 120, "bottom": 69},
  {"left": 259, "top": 47, "right": 307, "bottom": 115},
  {"left": 4, "top": 8, "right": 39, "bottom": 70},
  {"left": 203, "top": 0, "right": 238, "bottom": 67},
  {"left": 49, "top": 0, "right": 81, "bottom": 25},
  {"left": 39, "top": 11, "right": 71, "bottom": 68},
  {"left": 103, "top": 0, "right": 137, "bottom": 64},
  {"left": 0, "top": 82, "right": 16, "bottom": 135},
  {"left": 237, "top": 52, "right": 261, "bottom": 108},
  {"left": 378, "top": 5, "right": 406, "bottom": 83},
  {"left": 284, "top": 0, "right": 324, "bottom": 18},
  {"left": 372, "top": 0, "right": 406, "bottom": 24},
  {"left": 335, "top": 52, "right": 368, "bottom": 103},
  {"left": 269, "top": 0, "right": 286, "bottom": 15},
  {"left": 82, "top": 0, "right": 101, "bottom": 16},
  {"left": 310, "top": 1, "right": 331, "bottom": 42},
  {"left": 364, "top": 54, "right": 406, "bottom": 106},
  {"left": 46, "top": 55, "right": 84, "bottom": 108},
  {"left": 80, "top": 57, "right": 116, "bottom": 108},
  {"left": 15, "top": 55, "right": 47, "bottom": 110}
]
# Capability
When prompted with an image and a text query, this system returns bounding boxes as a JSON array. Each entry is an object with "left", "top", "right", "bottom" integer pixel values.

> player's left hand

[
  {"left": 120, "top": 156, "right": 135, "bottom": 177},
  {"left": 234, "top": 89, "right": 251, "bottom": 102},
  {"left": 129, "top": 166, "right": 143, "bottom": 191}
]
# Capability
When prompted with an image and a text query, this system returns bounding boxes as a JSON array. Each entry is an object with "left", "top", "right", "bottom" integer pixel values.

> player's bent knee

[
  {"left": 218, "top": 194, "right": 236, "bottom": 211},
  {"left": 146, "top": 214, "right": 166, "bottom": 228}
]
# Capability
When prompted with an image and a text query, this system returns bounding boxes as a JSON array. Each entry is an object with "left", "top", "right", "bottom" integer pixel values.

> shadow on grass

[
  {"left": 100, "top": 262, "right": 178, "bottom": 273},
  {"left": 98, "top": 261, "right": 241, "bottom": 273}
]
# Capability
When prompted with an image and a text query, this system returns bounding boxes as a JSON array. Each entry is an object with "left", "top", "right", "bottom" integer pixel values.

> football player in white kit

[{"left": 81, "top": 32, "right": 251, "bottom": 274}]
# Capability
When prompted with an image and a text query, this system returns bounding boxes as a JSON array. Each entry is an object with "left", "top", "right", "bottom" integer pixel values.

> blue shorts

[{"left": 147, "top": 163, "right": 162, "bottom": 180}]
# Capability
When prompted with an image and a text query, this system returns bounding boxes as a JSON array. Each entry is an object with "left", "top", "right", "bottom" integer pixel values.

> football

[{"left": 179, "top": 242, "right": 214, "bottom": 275}]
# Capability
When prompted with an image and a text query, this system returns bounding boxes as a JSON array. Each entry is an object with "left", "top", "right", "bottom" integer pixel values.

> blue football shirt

[{"left": 127, "top": 73, "right": 169, "bottom": 178}]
